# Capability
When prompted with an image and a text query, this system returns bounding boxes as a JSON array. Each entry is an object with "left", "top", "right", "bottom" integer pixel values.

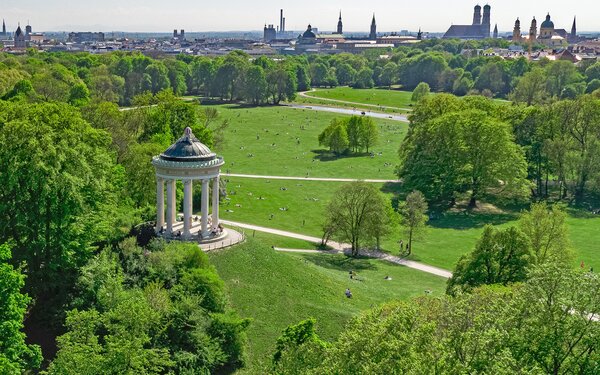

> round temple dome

[
  {"left": 541, "top": 14, "right": 554, "bottom": 29},
  {"left": 160, "top": 127, "right": 216, "bottom": 162},
  {"left": 302, "top": 25, "right": 316, "bottom": 38}
]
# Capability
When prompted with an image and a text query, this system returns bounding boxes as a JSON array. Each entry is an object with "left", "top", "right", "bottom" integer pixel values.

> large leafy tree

[
  {"left": 398, "top": 95, "right": 529, "bottom": 207},
  {"left": 323, "top": 181, "right": 393, "bottom": 255},
  {"left": 446, "top": 225, "right": 532, "bottom": 295},
  {"left": 518, "top": 202, "right": 571, "bottom": 265},
  {"left": 0, "top": 102, "right": 116, "bottom": 298},
  {"left": 0, "top": 244, "right": 42, "bottom": 373}
]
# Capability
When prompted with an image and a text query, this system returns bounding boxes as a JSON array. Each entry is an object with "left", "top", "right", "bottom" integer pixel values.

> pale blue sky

[{"left": 2, "top": 1, "right": 598, "bottom": 33}]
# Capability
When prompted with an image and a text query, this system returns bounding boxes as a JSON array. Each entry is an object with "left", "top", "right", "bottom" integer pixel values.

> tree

[
  {"left": 143, "top": 63, "right": 171, "bottom": 94},
  {"left": 323, "top": 182, "right": 392, "bottom": 255},
  {"left": 267, "top": 66, "right": 297, "bottom": 104},
  {"left": 0, "top": 102, "right": 117, "bottom": 300},
  {"left": 335, "top": 63, "right": 356, "bottom": 86},
  {"left": 327, "top": 122, "right": 349, "bottom": 155},
  {"left": 0, "top": 244, "right": 42, "bottom": 373},
  {"left": 379, "top": 62, "right": 397, "bottom": 88},
  {"left": 460, "top": 110, "right": 529, "bottom": 207},
  {"left": 511, "top": 68, "right": 547, "bottom": 106},
  {"left": 474, "top": 61, "right": 508, "bottom": 96},
  {"left": 545, "top": 61, "right": 582, "bottom": 98},
  {"left": 358, "top": 116, "right": 379, "bottom": 153},
  {"left": 398, "top": 98, "right": 530, "bottom": 207},
  {"left": 519, "top": 203, "right": 571, "bottom": 265},
  {"left": 411, "top": 82, "right": 430, "bottom": 102},
  {"left": 398, "top": 191, "right": 428, "bottom": 256},
  {"left": 243, "top": 65, "right": 267, "bottom": 105},
  {"left": 68, "top": 82, "right": 90, "bottom": 107},
  {"left": 446, "top": 225, "right": 532, "bottom": 295},
  {"left": 352, "top": 68, "right": 374, "bottom": 89},
  {"left": 310, "top": 63, "right": 329, "bottom": 87}
]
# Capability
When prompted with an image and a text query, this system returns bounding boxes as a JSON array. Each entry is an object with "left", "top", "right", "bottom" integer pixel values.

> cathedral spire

[
  {"left": 369, "top": 13, "right": 377, "bottom": 40},
  {"left": 337, "top": 10, "right": 343, "bottom": 34}
]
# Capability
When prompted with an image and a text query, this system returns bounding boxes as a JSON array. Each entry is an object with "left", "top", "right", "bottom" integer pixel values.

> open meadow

[
  {"left": 297, "top": 87, "right": 415, "bottom": 112},
  {"left": 209, "top": 239, "right": 447, "bottom": 373},
  {"left": 212, "top": 104, "right": 405, "bottom": 180}
]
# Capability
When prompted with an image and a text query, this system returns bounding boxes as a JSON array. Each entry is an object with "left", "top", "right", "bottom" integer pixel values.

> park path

[
  {"left": 287, "top": 104, "right": 409, "bottom": 123},
  {"left": 223, "top": 173, "right": 400, "bottom": 184},
  {"left": 221, "top": 219, "right": 452, "bottom": 279},
  {"left": 298, "top": 89, "right": 413, "bottom": 112}
]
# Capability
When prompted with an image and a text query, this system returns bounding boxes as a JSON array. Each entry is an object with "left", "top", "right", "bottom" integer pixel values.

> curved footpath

[
  {"left": 298, "top": 89, "right": 413, "bottom": 112},
  {"left": 288, "top": 104, "right": 409, "bottom": 123},
  {"left": 221, "top": 219, "right": 452, "bottom": 279},
  {"left": 223, "top": 173, "right": 400, "bottom": 184}
]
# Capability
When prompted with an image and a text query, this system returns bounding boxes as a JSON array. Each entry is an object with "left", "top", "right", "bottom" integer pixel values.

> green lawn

[
  {"left": 219, "top": 177, "right": 344, "bottom": 236},
  {"left": 213, "top": 104, "right": 406, "bottom": 180},
  {"left": 302, "top": 87, "right": 415, "bottom": 110},
  {"left": 209, "top": 239, "right": 447, "bottom": 373},
  {"left": 217, "top": 177, "right": 600, "bottom": 271}
]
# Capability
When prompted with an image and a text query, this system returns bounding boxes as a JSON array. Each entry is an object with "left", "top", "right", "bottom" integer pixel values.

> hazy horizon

[{"left": 2, "top": 1, "right": 599, "bottom": 34}]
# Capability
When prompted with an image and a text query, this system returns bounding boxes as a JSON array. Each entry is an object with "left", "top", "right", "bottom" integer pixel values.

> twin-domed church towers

[{"left": 512, "top": 13, "right": 578, "bottom": 45}]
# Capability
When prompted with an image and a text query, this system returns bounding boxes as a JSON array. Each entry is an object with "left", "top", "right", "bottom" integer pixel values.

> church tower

[
  {"left": 570, "top": 16, "right": 577, "bottom": 42},
  {"left": 493, "top": 24, "right": 498, "bottom": 39},
  {"left": 512, "top": 18, "right": 521, "bottom": 42},
  {"left": 529, "top": 17, "right": 537, "bottom": 42},
  {"left": 369, "top": 14, "right": 377, "bottom": 40},
  {"left": 2, "top": 19, "right": 6, "bottom": 35},
  {"left": 337, "top": 11, "right": 343, "bottom": 34},
  {"left": 417, "top": 28, "right": 422, "bottom": 40},
  {"left": 482, "top": 4, "right": 491, "bottom": 38},
  {"left": 473, "top": 5, "right": 482, "bottom": 25}
]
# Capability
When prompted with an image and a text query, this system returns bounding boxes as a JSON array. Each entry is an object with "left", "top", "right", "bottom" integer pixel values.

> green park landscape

[{"left": 2, "top": 44, "right": 600, "bottom": 374}]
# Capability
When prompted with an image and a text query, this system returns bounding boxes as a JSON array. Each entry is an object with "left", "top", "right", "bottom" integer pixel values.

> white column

[
  {"left": 201, "top": 179, "right": 209, "bottom": 237},
  {"left": 183, "top": 180, "right": 192, "bottom": 238},
  {"left": 156, "top": 177, "right": 165, "bottom": 232},
  {"left": 166, "top": 179, "right": 176, "bottom": 235},
  {"left": 212, "top": 176, "right": 220, "bottom": 230}
]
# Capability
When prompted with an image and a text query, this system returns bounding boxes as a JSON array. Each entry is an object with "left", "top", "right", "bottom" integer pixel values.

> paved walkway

[
  {"left": 298, "top": 89, "right": 413, "bottom": 112},
  {"left": 222, "top": 220, "right": 452, "bottom": 279},
  {"left": 287, "top": 104, "right": 409, "bottom": 123},
  {"left": 223, "top": 173, "right": 400, "bottom": 184}
]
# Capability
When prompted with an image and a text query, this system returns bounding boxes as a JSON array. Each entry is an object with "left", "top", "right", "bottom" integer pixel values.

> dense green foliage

[
  {"left": 398, "top": 94, "right": 529, "bottom": 206},
  {"left": 274, "top": 265, "right": 600, "bottom": 374},
  {"left": 0, "top": 244, "right": 42, "bottom": 373},
  {"left": 318, "top": 115, "right": 379, "bottom": 155},
  {"left": 48, "top": 239, "right": 249, "bottom": 374}
]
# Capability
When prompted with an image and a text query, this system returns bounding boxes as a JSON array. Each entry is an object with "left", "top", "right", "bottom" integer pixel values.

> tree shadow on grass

[
  {"left": 311, "top": 149, "right": 371, "bottom": 162},
  {"left": 300, "top": 253, "right": 377, "bottom": 273}
]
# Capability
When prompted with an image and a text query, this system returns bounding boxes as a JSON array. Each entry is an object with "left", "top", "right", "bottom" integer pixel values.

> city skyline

[{"left": 2, "top": 0, "right": 599, "bottom": 33}]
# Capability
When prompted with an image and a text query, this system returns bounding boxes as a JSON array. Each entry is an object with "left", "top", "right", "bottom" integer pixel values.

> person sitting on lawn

[{"left": 345, "top": 288, "right": 353, "bottom": 298}]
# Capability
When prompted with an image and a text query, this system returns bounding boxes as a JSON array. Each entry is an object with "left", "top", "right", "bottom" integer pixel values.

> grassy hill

[{"left": 209, "top": 239, "right": 447, "bottom": 373}]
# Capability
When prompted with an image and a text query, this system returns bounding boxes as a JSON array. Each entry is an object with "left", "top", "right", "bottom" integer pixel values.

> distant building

[
  {"left": 14, "top": 25, "right": 26, "bottom": 48},
  {"left": 297, "top": 24, "right": 318, "bottom": 48},
  {"left": 493, "top": 24, "right": 498, "bottom": 39},
  {"left": 369, "top": 14, "right": 377, "bottom": 40},
  {"left": 512, "top": 18, "right": 521, "bottom": 42},
  {"left": 443, "top": 4, "right": 491, "bottom": 39},
  {"left": 0, "top": 19, "right": 8, "bottom": 38},
  {"left": 68, "top": 32, "right": 105, "bottom": 43},
  {"left": 263, "top": 24, "right": 276, "bottom": 42},
  {"left": 337, "top": 11, "right": 343, "bottom": 35}
]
